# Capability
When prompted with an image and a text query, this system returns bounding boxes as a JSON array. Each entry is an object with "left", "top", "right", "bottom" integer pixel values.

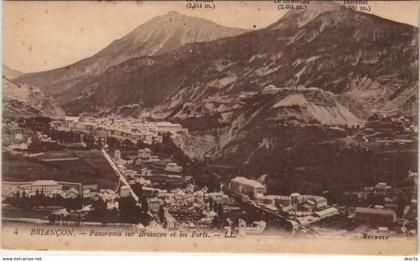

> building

[
  {"left": 147, "top": 197, "right": 161, "bottom": 213},
  {"left": 2, "top": 182, "right": 32, "bottom": 197},
  {"left": 229, "top": 177, "right": 266, "bottom": 198},
  {"left": 136, "top": 177, "right": 152, "bottom": 186},
  {"left": 314, "top": 207, "right": 339, "bottom": 219},
  {"left": 290, "top": 193, "right": 304, "bottom": 204},
  {"left": 107, "top": 201, "right": 119, "bottom": 210},
  {"left": 31, "top": 180, "right": 61, "bottom": 197},
  {"left": 82, "top": 184, "right": 98, "bottom": 191},
  {"left": 302, "top": 200, "right": 316, "bottom": 211},
  {"left": 303, "top": 195, "right": 328, "bottom": 210},
  {"left": 355, "top": 207, "right": 396, "bottom": 225},
  {"left": 135, "top": 149, "right": 159, "bottom": 164},
  {"left": 153, "top": 122, "right": 184, "bottom": 134},
  {"left": 64, "top": 187, "right": 80, "bottom": 199},
  {"left": 164, "top": 162, "right": 183, "bottom": 173},
  {"left": 82, "top": 189, "right": 94, "bottom": 198},
  {"left": 142, "top": 187, "right": 155, "bottom": 197},
  {"left": 375, "top": 182, "right": 392, "bottom": 191},
  {"left": 140, "top": 167, "right": 152, "bottom": 176},
  {"left": 251, "top": 194, "right": 291, "bottom": 207},
  {"left": 120, "top": 185, "right": 131, "bottom": 197},
  {"left": 162, "top": 208, "right": 176, "bottom": 229},
  {"left": 274, "top": 195, "right": 292, "bottom": 207},
  {"left": 138, "top": 148, "right": 152, "bottom": 158},
  {"left": 114, "top": 150, "right": 121, "bottom": 160},
  {"left": 365, "top": 182, "right": 392, "bottom": 192}
]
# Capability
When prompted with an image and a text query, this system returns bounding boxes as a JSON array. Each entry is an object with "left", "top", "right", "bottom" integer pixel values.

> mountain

[
  {"left": 3, "top": 65, "right": 22, "bottom": 79},
  {"left": 2, "top": 76, "right": 64, "bottom": 119},
  {"left": 267, "top": 0, "right": 341, "bottom": 30},
  {"left": 48, "top": 4, "right": 418, "bottom": 194},
  {"left": 9, "top": 4, "right": 418, "bottom": 194},
  {"left": 59, "top": 5, "right": 418, "bottom": 119},
  {"left": 170, "top": 87, "right": 363, "bottom": 159},
  {"left": 15, "top": 11, "right": 248, "bottom": 95}
]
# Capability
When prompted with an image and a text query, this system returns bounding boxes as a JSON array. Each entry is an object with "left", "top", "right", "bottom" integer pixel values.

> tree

[
  {"left": 123, "top": 139, "right": 134, "bottom": 149},
  {"left": 91, "top": 199, "right": 107, "bottom": 223},
  {"left": 158, "top": 205, "right": 165, "bottom": 223},
  {"left": 84, "top": 135, "right": 95, "bottom": 149},
  {"left": 136, "top": 139, "right": 146, "bottom": 149},
  {"left": 217, "top": 203, "right": 224, "bottom": 219},
  {"left": 209, "top": 197, "right": 214, "bottom": 211},
  {"left": 248, "top": 191, "right": 254, "bottom": 200},
  {"left": 129, "top": 205, "right": 141, "bottom": 223},
  {"left": 211, "top": 215, "right": 221, "bottom": 228},
  {"left": 48, "top": 213, "right": 56, "bottom": 224},
  {"left": 132, "top": 183, "right": 143, "bottom": 198},
  {"left": 141, "top": 197, "right": 149, "bottom": 214},
  {"left": 107, "top": 137, "right": 118, "bottom": 149}
]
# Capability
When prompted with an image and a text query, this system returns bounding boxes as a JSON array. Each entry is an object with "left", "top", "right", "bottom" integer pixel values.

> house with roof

[
  {"left": 31, "top": 180, "right": 61, "bottom": 197},
  {"left": 120, "top": 185, "right": 131, "bottom": 198},
  {"left": 164, "top": 162, "right": 183, "bottom": 174},
  {"left": 303, "top": 195, "right": 328, "bottom": 211},
  {"left": 82, "top": 189, "right": 93, "bottom": 198},
  {"left": 229, "top": 177, "right": 266, "bottom": 198},
  {"left": 64, "top": 187, "right": 80, "bottom": 199},
  {"left": 314, "top": 207, "right": 339, "bottom": 219},
  {"left": 147, "top": 197, "right": 162, "bottom": 213},
  {"left": 355, "top": 207, "right": 396, "bottom": 226}
]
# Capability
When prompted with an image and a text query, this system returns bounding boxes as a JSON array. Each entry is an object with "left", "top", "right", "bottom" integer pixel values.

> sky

[{"left": 3, "top": 1, "right": 419, "bottom": 73}]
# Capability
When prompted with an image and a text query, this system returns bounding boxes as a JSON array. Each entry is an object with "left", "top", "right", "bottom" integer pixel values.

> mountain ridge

[
  {"left": 3, "top": 76, "right": 64, "bottom": 119},
  {"left": 6, "top": 6, "right": 417, "bottom": 194},
  {"left": 56, "top": 8, "right": 417, "bottom": 119},
  {"left": 3, "top": 64, "right": 23, "bottom": 80},
  {"left": 15, "top": 11, "right": 249, "bottom": 95}
]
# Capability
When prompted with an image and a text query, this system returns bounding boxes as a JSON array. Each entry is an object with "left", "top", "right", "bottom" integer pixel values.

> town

[{"left": 2, "top": 114, "right": 417, "bottom": 238}]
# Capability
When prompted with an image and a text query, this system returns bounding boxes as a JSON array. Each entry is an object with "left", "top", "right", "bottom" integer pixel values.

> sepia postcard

[{"left": 1, "top": 0, "right": 418, "bottom": 255}]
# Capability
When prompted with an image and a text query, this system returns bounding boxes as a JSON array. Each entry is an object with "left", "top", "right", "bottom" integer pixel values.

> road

[{"left": 102, "top": 149, "right": 139, "bottom": 203}]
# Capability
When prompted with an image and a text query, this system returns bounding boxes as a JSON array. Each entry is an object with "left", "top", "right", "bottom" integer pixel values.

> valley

[{"left": 2, "top": 2, "right": 418, "bottom": 238}]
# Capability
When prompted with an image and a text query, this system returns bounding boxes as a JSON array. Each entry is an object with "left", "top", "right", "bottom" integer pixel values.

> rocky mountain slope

[
  {"left": 55, "top": 3, "right": 417, "bottom": 120},
  {"left": 15, "top": 11, "right": 248, "bottom": 95},
  {"left": 171, "top": 87, "right": 363, "bottom": 160},
  {"left": 8, "top": 3, "right": 418, "bottom": 194},
  {"left": 3, "top": 77, "right": 64, "bottom": 119},
  {"left": 3, "top": 64, "right": 22, "bottom": 79}
]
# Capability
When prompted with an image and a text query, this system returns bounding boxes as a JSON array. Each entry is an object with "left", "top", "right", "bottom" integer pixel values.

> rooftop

[
  {"left": 314, "top": 207, "right": 338, "bottom": 217},
  {"left": 355, "top": 207, "right": 396, "bottom": 215},
  {"left": 32, "top": 180, "right": 59, "bottom": 186},
  {"left": 231, "top": 176, "right": 265, "bottom": 189}
]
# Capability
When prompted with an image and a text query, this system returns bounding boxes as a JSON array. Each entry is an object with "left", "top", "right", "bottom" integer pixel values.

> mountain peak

[
  {"left": 268, "top": 1, "right": 342, "bottom": 30},
  {"left": 150, "top": 10, "right": 208, "bottom": 25},
  {"left": 15, "top": 12, "right": 248, "bottom": 95}
]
